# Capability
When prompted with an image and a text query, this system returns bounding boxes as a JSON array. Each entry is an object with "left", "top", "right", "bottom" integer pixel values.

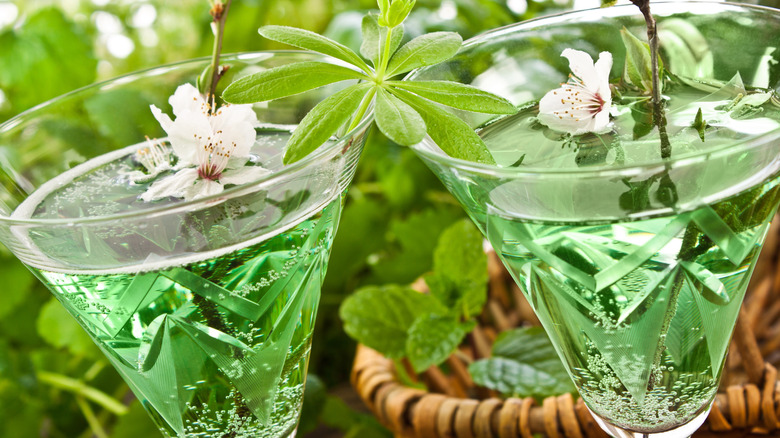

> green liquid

[
  {"left": 475, "top": 82, "right": 780, "bottom": 432},
  {"left": 15, "top": 130, "right": 340, "bottom": 437}
]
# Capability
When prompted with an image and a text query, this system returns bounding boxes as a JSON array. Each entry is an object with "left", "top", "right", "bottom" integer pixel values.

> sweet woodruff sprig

[{"left": 221, "top": 0, "right": 517, "bottom": 164}]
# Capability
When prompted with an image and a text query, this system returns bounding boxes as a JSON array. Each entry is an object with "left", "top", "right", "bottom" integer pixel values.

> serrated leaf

[
  {"left": 406, "top": 314, "right": 475, "bottom": 372},
  {"left": 360, "top": 14, "right": 404, "bottom": 68},
  {"left": 386, "top": 32, "right": 462, "bottom": 77},
  {"left": 222, "top": 61, "right": 367, "bottom": 104},
  {"left": 339, "top": 285, "right": 446, "bottom": 358},
  {"left": 390, "top": 80, "right": 516, "bottom": 114},
  {"left": 428, "top": 219, "right": 488, "bottom": 318},
  {"left": 375, "top": 87, "right": 426, "bottom": 145},
  {"left": 283, "top": 82, "right": 372, "bottom": 164},
  {"left": 620, "top": 27, "right": 664, "bottom": 93},
  {"left": 36, "top": 298, "right": 100, "bottom": 359},
  {"left": 258, "top": 25, "right": 371, "bottom": 74},
  {"left": 392, "top": 88, "right": 495, "bottom": 164},
  {"left": 469, "top": 327, "right": 575, "bottom": 401}
]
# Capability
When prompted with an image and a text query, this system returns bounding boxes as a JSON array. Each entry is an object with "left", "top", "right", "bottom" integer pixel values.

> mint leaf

[
  {"left": 393, "top": 87, "right": 495, "bottom": 164},
  {"left": 469, "top": 327, "right": 576, "bottom": 401},
  {"left": 284, "top": 82, "right": 372, "bottom": 164},
  {"left": 360, "top": 14, "right": 404, "bottom": 69},
  {"left": 222, "top": 61, "right": 367, "bottom": 104},
  {"left": 36, "top": 298, "right": 101, "bottom": 359},
  {"left": 375, "top": 87, "right": 426, "bottom": 145},
  {"left": 391, "top": 80, "right": 516, "bottom": 114},
  {"left": 386, "top": 32, "right": 462, "bottom": 77},
  {"left": 340, "top": 285, "right": 446, "bottom": 358},
  {"left": 427, "top": 219, "right": 488, "bottom": 318},
  {"left": 621, "top": 27, "right": 664, "bottom": 93},
  {"left": 258, "top": 25, "right": 371, "bottom": 74},
  {"left": 407, "top": 314, "right": 475, "bottom": 372}
]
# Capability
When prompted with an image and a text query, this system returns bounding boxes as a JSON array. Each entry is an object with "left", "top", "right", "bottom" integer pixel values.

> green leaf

[
  {"left": 360, "top": 14, "right": 404, "bottom": 68},
  {"left": 427, "top": 219, "right": 488, "bottom": 318},
  {"left": 375, "top": 87, "right": 426, "bottom": 145},
  {"left": 0, "top": 7, "right": 96, "bottom": 115},
  {"left": 36, "top": 298, "right": 100, "bottom": 359},
  {"left": 469, "top": 327, "right": 576, "bottom": 401},
  {"left": 620, "top": 27, "right": 664, "bottom": 93},
  {"left": 692, "top": 107, "right": 706, "bottom": 142},
  {"left": 393, "top": 87, "right": 495, "bottom": 164},
  {"left": 0, "top": 257, "right": 34, "bottom": 319},
  {"left": 339, "top": 284, "right": 445, "bottom": 358},
  {"left": 283, "top": 82, "right": 372, "bottom": 164},
  {"left": 390, "top": 80, "right": 516, "bottom": 114},
  {"left": 386, "top": 32, "right": 462, "bottom": 77},
  {"left": 222, "top": 61, "right": 367, "bottom": 104},
  {"left": 601, "top": 0, "right": 618, "bottom": 6},
  {"left": 258, "top": 25, "right": 372, "bottom": 74},
  {"left": 406, "top": 314, "right": 475, "bottom": 372}
]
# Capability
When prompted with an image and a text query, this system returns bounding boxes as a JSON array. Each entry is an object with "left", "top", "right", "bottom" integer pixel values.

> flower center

[{"left": 197, "top": 130, "right": 236, "bottom": 181}]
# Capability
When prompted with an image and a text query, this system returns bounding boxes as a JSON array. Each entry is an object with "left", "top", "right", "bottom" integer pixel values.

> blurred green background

[{"left": 0, "top": 0, "right": 776, "bottom": 437}]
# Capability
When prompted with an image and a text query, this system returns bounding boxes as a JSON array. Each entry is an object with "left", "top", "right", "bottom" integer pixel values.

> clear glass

[
  {"left": 0, "top": 52, "right": 371, "bottom": 438},
  {"left": 408, "top": 3, "right": 780, "bottom": 437}
]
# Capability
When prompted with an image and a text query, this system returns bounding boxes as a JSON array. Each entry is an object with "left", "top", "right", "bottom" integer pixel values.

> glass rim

[
  {"left": 0, "top": 50, "right": 373, "bottom": 226},
  {"left": 408, "top": 0, "right": 780, "bottom": 179}
]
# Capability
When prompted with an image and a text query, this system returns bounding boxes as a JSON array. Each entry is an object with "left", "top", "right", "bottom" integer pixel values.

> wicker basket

[{"left": 351, "top": 216, "right": 780, "bottom": 438}]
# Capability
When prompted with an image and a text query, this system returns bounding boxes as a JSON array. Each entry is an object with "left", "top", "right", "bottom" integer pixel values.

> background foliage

[{"left": 0, "top": 0, "right": 776, "bottom": 436}]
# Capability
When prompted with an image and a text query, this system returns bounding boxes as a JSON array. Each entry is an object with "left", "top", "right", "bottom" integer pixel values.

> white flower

[
  {"left": 538, "top": 48, "right": 613, "bottom": 135},
  {"left": 140, "top": 83, "right": 269, "bottom": 202}
]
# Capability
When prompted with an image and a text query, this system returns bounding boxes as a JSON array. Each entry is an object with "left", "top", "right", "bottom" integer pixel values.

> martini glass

[
  {"left": 0, "top": 52, "right": 370, "bottom": 438},
  {"left": 408, "top": 3, "right": 780, "bottom": 437}
]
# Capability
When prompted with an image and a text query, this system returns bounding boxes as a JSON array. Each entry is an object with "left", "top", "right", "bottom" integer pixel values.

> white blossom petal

[
  {"left": 150, "top": 105, "right": 174, "bottom": 134},
  {"left": 211, "top": 104, "right": 258, "bottom": 159},
  {"left": 219, "top": 166, "right": 271, "bottom": 186},
  {"left": 169, "top": 83, "right": 209, "bottom": 119},
  {"left": 562, "top": 48, "right": 600, "bottom": 93},
  {"left": 594, "top": 51, "right": 613, "bottom": 97},
  {"left": 164, "top": 110, "right": 211, "bottom": 166},
  {"left": 140, "top": 168, "right": 199, "bottom": 202},
  {"left": 186, "top": 179, "right": 224, "bottom": 200}
]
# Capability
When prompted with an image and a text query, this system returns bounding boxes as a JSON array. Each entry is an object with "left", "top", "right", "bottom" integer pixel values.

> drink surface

[
  {"left": 14, "top": 129, "right": 340, "bottom": 437},
  {"left": 472, "top": 82, "right": 780, "bottom": 432}
]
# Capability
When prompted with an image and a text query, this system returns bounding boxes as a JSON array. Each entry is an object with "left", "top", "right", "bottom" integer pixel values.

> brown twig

[{"left": 208, "top": 0, "right": 233, "bottom": 110}]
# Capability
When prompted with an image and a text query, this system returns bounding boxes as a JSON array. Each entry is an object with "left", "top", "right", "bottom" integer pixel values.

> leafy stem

[
  {"left": 377, "top": 25, "right": 395, "bottom": 79},
  {"left": 222, "top": 1, "right": 517, "bottom": 164}
]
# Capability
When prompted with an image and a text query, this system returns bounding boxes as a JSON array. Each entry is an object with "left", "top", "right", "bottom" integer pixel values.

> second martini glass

[{"left": 409, "top": 2, "right": 780, "bottom": 437}]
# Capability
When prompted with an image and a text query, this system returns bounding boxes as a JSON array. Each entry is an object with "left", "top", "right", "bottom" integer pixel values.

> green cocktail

[
  {"left": 0, "top": 53, "right": 370, "bottom": 438},
  {"left": 409, "top": 3, "right": 780, "bottom": 437}
]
